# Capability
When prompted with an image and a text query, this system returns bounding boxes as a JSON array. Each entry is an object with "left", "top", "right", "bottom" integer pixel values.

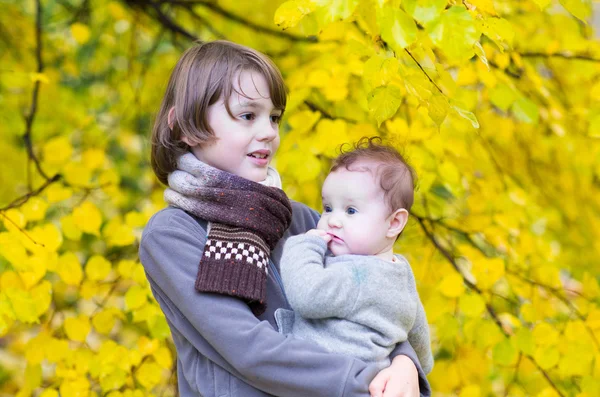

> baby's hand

[{"left": 306, "top": 229, "right": 332, "bottom": 243}]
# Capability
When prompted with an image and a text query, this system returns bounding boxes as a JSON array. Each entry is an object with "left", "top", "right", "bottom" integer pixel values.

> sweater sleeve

[
  {"left": 408, "top": 299, "right": 434, "bottom": 374},
  {"left": 139, "top": 210, "right": 379, "bottom": 397},
  {"left": 280, "top": 234, "right": 360, "bottom": 319}
]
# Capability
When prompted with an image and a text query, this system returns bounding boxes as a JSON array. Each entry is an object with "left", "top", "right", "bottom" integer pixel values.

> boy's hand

[
  {"left": 369, "top": 355, "right": 419, "bottom": 397},
  {"left": 306, "top": 229, "right": 332, "bottom": 243}
]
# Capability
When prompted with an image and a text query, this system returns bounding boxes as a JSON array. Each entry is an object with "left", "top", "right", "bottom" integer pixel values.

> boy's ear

[{"left": 387, "top": 208, "right": 409, "bottom": 238}]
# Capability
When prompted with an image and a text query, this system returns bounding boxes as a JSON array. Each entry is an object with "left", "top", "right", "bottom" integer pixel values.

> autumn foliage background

[{"left": 1, "top": 0, "right": 600, "bottom": 396}]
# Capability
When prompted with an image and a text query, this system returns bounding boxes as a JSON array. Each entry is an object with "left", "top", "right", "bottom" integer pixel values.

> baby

[{"left": 279, "top": 137, "right": 433, "bottom": 373}]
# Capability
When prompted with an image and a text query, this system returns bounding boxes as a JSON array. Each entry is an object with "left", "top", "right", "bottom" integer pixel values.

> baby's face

[{"left": 316, "top": 166, "right": 393, "bottom": 257}]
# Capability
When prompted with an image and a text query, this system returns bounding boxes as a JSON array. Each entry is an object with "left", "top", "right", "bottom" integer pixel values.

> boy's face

[
  {"left": 190, "top": 70, "right": 282, "bottom": 182},
  {"left": 317, "top": 165, "right": 397, "bottom": 257}
]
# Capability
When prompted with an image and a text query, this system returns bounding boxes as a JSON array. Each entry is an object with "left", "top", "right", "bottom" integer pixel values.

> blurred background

[{"left": 1, "top": 0, "right": 600, "bottom": 396}]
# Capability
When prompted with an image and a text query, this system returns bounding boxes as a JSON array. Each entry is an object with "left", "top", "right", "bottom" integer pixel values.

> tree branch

[
  {"left": 23, "top": 0, "right": 50, "bottom": 183},
  {"left": 165, "top": 0, "right": 319, "bottom": 42},
  {"left": 520, "top": 52, "right": 600, "bottom": 63}
]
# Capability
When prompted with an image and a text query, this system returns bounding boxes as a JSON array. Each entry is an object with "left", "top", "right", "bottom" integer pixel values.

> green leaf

[
  {"left": 427, "top": 7, "right": 480, "bottom": 62},
  {"left": 559, "top": 0, "right": 591, "bottom": 23},
  {"left": 452, "top": 105, "right": 480, "bottom": 128},
  {"left": 378, "top": 6, "right": 418, "bottom": 50},
  {"left": 403, "top": 0, "right": 447, "bottom": 25},
  {"left": 367, "top": 85, "right": 403, "bottom": 126},
  {"left": 512, "top": 97, "right": 539, "bottom": 124}
]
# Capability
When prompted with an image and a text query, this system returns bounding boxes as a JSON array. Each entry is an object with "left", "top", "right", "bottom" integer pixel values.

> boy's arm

[
  {"left": 280, "top": 234, "right": 359, "bottom": 319},
  {"left": 139, "top": 214, "right": 379, "bottom": 397}
]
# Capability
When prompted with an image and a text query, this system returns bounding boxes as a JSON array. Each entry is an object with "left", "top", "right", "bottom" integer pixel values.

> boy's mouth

[{"left": 247, "top": 149, "right": 270, "bottom": 159}]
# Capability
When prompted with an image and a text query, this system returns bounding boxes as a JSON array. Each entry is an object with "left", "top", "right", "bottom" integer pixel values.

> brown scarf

[{"left": 164, "top": 153, "right": 292, "bottom": 315}]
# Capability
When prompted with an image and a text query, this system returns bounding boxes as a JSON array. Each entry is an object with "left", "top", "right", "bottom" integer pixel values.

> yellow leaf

[
  {"left": 63, "top": 161, "right": 92, "bottom": 186},
  {"left": 152, "top": 346, "right": 173, "bottom": 369},
  {"left": 24, "top": 223, "right": 63, "bottom": 254},
  {"left": 42, "top": 136, "right": 73, "bottom": 166},
  {"left": 459, "top": 293, "right": 485, "bottom": 317},
  {"left": 100, "top": 368, "right": 127, "bottom": 392},
  {"left": 60, "top": 376, "right": 90, "bottom": 397},
  {"left": 57, "top": 252, "right": 83, "bottom": 286},
  {"left": 39, "top": 389, "right": 59, "bottom": 397},
  {"left": 82, "top": 148, "right": 106, "bottom": 170},
  {"left": 64, "top": 315, "right": 91, "bottom": 342},
  {"left": 471, "top": 257, "right": 504, "bottom": 290},
  {"left": 368, "top": 85, "right": 403, "bottom": 126},
  {"left": 71, "top": 23, "right": 91, "bottom": 44},
  {"left": 532, "top": 322, "right": 559, "bottom": 346},
  {"left": 92, "top": 310, "right": 117, "bottom": 335},
  {"left": 124, "top": 211, "right": 147, "bottom": 228},
  {"left": 25, "top": 362, "right": 42, "bottom": 389},
  {"left": 21, "top": 197, "right": 48, "bottom": 222},
  {"left": 0, "top": 232, "right": 28, "bottom": 268},
  {"left": 45, "top": 183, "right": 73, "bottom": 203},
  {"left": 125, "top": 285, "right": 148, "bottom": 311},
  {"left": 103, "top": 218, "right": 135, "bottom": 247},
  {"left": 459, "top": 384, "right": 481, "bottom": 397},
  {"left": 61, "top": 214, "right": 83, "bottom": 241},
  {"left": 439, "top": 273, "right": 465, "bottom": 298},
  {"left": 138, "top": 336, "right": 159, "bottom": 356},
  {"left": 117, "top": 259, "right": 137, "bottom": 279},
  {"left": 5, "top": 288, "right": 39, "bottom": 323},
  {"left": 468, "top": 0, "right": 496, "bottom": 14},
  {"left": 73, "top": 201, "right": 102, "bottom": 236},
  {"left": 135, "top": 361, "right": 162, "bottom": 390},
  {"left": 274, "top": 0, "right": 317, "bottom": 30},
  {"left": 534, "top": 346, "right": 560, "bottom": 370},
  {"left": 2, "top": 208, "right": 26, "bottom": 231},
  {"left": 559, "top": 0, "right": 592, "bottom": 23},
  {"left": 30, "top": 281, "right": 52, "bottom": 316},
  {"left": 85, "top": 255, "right": 112, "bottom": 281}
]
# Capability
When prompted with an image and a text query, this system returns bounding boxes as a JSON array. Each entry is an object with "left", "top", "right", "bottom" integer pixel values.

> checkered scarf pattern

[{"left": 165, "top": 153, "right": 292, "bottom": 316}]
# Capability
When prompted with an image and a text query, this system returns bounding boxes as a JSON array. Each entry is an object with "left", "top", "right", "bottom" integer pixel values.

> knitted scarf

[{"left": 164, "top": 153, "right": 292, "bottom": 316}]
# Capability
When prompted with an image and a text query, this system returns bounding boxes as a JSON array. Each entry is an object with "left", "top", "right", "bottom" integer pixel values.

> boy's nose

[{"left": 256, "top": 118, "right": 278, "bottom": 141}]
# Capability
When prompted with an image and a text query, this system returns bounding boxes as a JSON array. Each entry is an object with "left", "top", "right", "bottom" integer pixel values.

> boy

[{"left": 279, "top": 137, "right": 433, "bottom": 373}]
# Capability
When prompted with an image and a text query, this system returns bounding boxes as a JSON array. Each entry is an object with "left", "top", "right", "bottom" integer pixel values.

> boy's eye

[
  {"left": 346, "top": 207, "right": 357, "bottom": 215},
  {"left": 323, "top": 205, "right": 332, "bottom": 213},
  {"left": 240, "top": 113, "right": 255, "bottom": 121},
  {"left": 270, "top": 114, "right": 282, "bottom": 124}
]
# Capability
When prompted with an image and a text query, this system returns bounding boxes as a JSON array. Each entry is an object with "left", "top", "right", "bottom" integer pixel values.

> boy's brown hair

[
  {"left": 151, "top": 40, "right": 287, "bottom": 185},
  {"left": 331, "top": 137, "right": 416, "bottom": 212}
]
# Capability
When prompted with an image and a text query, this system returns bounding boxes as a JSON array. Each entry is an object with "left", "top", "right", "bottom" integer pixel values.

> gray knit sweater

[{"left": 280, "top": 234, "right": 433, "bottom": 373}]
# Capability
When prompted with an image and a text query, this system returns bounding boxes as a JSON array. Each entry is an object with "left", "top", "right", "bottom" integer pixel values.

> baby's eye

[
  {"left": 270, "top": 114, "right": 282, "bottom": 124},
  {"left": 240, "top": 113, "right": 255, "bottom": 121},
  {"left": 323, "top": 205, "right": 332, "bottom": 213},
  {"left": 346, "top": 207, "right": 357, "bottom": 215}
]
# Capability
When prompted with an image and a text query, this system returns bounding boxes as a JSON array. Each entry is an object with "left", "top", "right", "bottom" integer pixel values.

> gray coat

[
  {"left": 280, "top": 235, "right": 433, "bottom": 373},
  {"left": 139, "top": 202, "right": 431, "bottom": 397}
]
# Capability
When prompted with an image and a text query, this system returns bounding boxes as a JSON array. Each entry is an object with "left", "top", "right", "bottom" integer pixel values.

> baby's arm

[
  {"left": 280, "top": 232, "right": 359, "bottom": 319},
  {"left": 407, "top": 284, "right": 434, "bottom": 374}
]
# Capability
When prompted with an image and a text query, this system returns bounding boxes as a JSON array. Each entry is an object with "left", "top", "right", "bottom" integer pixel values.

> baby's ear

[{"left": 387, "top": 208, "right": 409, "bottom": 238}]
